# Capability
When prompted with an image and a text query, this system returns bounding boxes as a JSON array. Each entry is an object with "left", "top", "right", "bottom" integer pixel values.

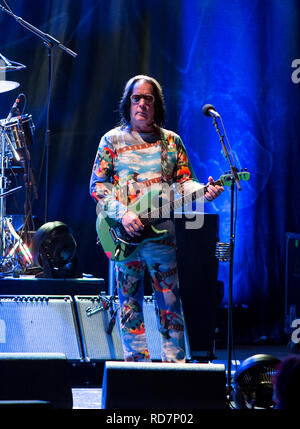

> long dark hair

[{"left": 119, "top": 75, "right": 166, "bottom": 127}]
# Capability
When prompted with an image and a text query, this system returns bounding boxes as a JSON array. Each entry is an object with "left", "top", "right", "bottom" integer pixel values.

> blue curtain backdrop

[{"left": 1, "top": 0, "right": 300, "bottom": 337}]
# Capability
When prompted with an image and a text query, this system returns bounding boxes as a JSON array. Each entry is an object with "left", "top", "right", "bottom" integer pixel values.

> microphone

[
  {"left": 6, "top": 94, "right": 22, "bottom": 122},
  {"left": 202, "top": 104, "right": 221, "bottom": 118}
]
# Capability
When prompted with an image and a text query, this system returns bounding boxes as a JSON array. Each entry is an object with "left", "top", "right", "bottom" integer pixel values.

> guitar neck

[
  {"left": 140, "top": 179, "right": 222, "bottom": 223},
  {"left": 171, "top": 179, "right": 222, "bottom": 211}
]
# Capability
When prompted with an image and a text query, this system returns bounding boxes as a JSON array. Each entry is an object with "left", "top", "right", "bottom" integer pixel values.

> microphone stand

[
  {"left": 0, "top": 4, "right": 77, "bottom": 223},
  {"left": 210, "top": 115, "right": 242, "bottom": 400}
]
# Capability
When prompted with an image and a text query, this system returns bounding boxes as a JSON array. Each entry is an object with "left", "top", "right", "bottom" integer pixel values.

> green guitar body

[{"left": 96, "top": 189, "right": 168, "bottom": 262}]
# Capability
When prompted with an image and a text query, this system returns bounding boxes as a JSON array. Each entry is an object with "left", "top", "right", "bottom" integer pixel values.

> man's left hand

[{"left": 204, "top": 176, "right": 224, "bottom": 201}]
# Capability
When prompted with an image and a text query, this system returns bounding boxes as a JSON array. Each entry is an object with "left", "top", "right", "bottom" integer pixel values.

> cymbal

[{"left": 0, "top": 80, "right": 20, "bottom": 94}]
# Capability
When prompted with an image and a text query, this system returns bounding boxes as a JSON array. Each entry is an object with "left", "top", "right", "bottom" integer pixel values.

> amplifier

[
  {"left": 74, "top": 295, "right": 191, "bottom": 362},
  {"left": 0, "top": 295, "right": 83, "bottom": 360}
]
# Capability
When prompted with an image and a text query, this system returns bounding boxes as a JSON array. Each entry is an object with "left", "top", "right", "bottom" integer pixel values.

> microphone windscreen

[{"left": 202, "top": 104, "right": 215, "bottom": 116}]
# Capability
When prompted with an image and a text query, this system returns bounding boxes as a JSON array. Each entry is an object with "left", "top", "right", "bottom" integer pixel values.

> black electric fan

[{"left": 233, "top": 354, "right": 281, "bottom": 409}]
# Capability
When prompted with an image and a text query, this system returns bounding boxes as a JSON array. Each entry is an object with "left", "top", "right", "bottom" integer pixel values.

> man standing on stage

[{"left": 90, "top": 75, "right": 223, "bottom": 362}]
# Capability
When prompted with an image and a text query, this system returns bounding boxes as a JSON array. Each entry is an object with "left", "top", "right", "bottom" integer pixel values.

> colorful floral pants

[{"left": 114, "top": 241, "right": 186, "bottom": 363}]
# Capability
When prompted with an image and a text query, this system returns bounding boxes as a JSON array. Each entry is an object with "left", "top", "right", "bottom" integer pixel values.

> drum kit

[
  {"left": 0, "top": 57, "right": 35, "bottom": 275},
  {"left": 0, "top": 4, "right": 77, "bottom": 277}
]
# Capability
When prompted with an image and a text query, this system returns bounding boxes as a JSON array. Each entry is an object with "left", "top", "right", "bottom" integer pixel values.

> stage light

[
  {"left": 31, "top": 221, "right": 81, "bottom": 278},
  {"left": 233, "top": 353, "right": 281, "bottom": 409}
]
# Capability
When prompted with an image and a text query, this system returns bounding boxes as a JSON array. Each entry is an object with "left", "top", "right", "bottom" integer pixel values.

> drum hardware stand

[
  {"left": 205, "top": 108, "right": 249, "bottom": 402},
  {"left": 0, "top": 186, "right": 23, "bottom": 199},
  {"left": 16, "top": 113, "right": 39, "bottom": 247},
  {"left": 0, "top": 124, "right": 11, "bottom": 258},
  {"left": 0, "top": 3, "right": 77, "bottom": 223},
  {"left": 0, "top": 51, "right": 26, "bottom": 72},
  {"left": 2, "top": 216, "right": 33, "bottom": 275},
  {"left": 0, "top": 123, "right": 31, "bottom": 274},
  {"left": 15, "top": 114, "right": 35, "bottom": 246}
]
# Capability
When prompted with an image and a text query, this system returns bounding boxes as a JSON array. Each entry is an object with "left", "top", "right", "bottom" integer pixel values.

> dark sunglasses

[{"left": 130, "top": 94, "right": 155, "bottom": 105}]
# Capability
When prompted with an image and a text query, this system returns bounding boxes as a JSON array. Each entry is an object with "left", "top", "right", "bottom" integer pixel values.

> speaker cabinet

[
  {"left": 102, "top": 361, "right": 226, "bottom": 409},
  {"left": 174, "top": 214, "right": 219, "bottom": 357},
  {"left": 0, "top": 296, "right": 82, "bottom": 360},
  {"left": 0, "top": 352, "right": 73, "bottom": 408},
  {"left": 74, "top": 295, "right": 124, "bottom": 361},
  {"left": 74, "top": 295, "right": 191, "bottom": 362}
]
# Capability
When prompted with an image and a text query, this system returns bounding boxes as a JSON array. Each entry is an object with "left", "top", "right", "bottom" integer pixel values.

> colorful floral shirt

[{"left": 89, "top": 126, "right": 200, "bottom": 238}]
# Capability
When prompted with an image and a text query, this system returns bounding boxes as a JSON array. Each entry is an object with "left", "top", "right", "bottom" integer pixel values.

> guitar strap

[
  {"left": 160, "top": 130, "right": 173, "bottom": 184},
  {"left": 158, "top": 130, "right": 178, "bottom": 249},
  {"left": 160, "top": 129, "right": 198, "bottom": 184}
]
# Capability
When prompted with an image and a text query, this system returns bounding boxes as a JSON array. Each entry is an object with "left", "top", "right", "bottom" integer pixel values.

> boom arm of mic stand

[
  {"left": 212, "top": 117, "right": 241, "bottom": 191},
  {"left": 0, "top": 5, "right": 77, "bottom": 58}
]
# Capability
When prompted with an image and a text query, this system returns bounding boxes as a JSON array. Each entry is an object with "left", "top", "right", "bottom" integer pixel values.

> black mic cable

[{"left": 106, "top": 308, "right": 118, "bottom": 335}]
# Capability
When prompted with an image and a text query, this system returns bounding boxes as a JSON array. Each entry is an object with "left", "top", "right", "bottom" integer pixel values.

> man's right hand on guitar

[{"left": 122, "top": 210, "right": 144, "bottom": 237}]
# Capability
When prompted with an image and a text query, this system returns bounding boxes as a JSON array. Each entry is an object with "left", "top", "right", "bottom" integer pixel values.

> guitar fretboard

[{"left": 139, "top": 180, "right": 222, "bottom": 224}]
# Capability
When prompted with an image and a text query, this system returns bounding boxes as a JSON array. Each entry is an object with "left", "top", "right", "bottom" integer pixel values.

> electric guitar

[{"left": 96, "top": 170, "right": 250, "bottom": 261}]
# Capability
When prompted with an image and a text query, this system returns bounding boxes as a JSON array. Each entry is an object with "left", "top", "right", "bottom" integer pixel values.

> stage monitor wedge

[
  {"left": 102, "top": 361, "right": 226, "bottom": 409},
  {"left": 0, "top": 352, "right": 73, "bottom": 409}
]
